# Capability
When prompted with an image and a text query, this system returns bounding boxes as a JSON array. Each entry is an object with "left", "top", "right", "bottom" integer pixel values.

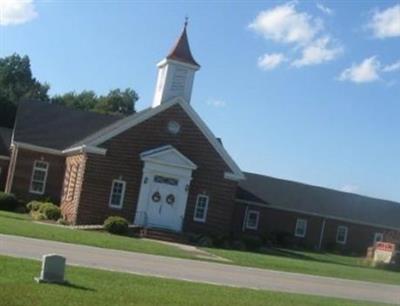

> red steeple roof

[{"left": 166, "top": 22, "right": 200, "bottom": 67}]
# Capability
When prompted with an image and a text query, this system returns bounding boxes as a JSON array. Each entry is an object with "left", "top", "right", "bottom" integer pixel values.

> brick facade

[
  {"left": 68, "top": 104, "right": 238, "bottom": 235},
  {"left": 60, "top": 154, "right": 87, "bottom": 222},
  {"left": 0, "top": 159, "right": 9, "bottom": 191},
  {"left": 234, "top": 202, "right": 399, "bottom": 255},
  {"left": 9, "top": 148, "right": 65, "bottom": 203}
]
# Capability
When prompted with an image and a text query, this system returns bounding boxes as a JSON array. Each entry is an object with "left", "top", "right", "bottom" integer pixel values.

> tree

[
  {"left": 95, "top": 88, "right": 138, "bottom": 115},
  {"left": 0, "top": 54, "right": 49, "bottom": 127},
  {"left": 53, "top": 88, "right": 139, "bottom": 116}
]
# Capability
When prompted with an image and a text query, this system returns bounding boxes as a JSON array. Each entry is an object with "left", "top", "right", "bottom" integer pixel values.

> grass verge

[{"left": 0, "top": 255, "right": 386, "bottom": 306}]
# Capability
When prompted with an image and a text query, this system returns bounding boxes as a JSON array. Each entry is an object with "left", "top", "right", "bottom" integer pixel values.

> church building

[{"left": 1, "top": 23, "right": 399, "bottom": 254}]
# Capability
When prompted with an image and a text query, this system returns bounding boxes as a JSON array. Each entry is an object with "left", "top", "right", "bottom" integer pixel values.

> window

[
  {"left": 373, "top": 233, "right": 383, "bottom": 245},
  {"left": 108, "top": 179, "right": 126, "bottom": 209},
  {"left": 193, "top": 195, "right": 209, "bottom": 222},
  {"left": 336, "top": 226, "right": 348, "bottom": 244},
  {"left": 294, "top": 218, "right": 307, "bottom": 238},
  {"left": 29, "top": 161, "right": 49, "bottom": 195},
  {"left": 246, "top": 210, "right": 260, "bottom": 230}
]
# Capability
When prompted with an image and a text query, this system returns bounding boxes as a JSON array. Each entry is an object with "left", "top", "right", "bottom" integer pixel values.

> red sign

[{"left": 376, "top": 242, "right": 395, "bottom": 252}]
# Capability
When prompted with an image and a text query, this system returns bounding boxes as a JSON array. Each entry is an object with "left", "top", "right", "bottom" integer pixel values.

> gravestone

[{"left": 35, "top": 254, "right": 66, "bottom": 284}]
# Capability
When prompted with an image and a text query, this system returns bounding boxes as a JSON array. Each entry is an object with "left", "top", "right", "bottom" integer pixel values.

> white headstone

[{"left": 35, "top": 254, "right": 66, "bottom": 284}]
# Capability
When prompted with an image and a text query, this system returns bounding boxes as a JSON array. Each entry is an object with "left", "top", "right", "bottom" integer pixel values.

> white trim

[
  {"left": 336, "top": 225, "right": 348, "bottom": 245},
  {"left": 72, "top": 101, "right": 177, "bottom": 147},
  {"left": 235, "top": 198, "right": 400, "bottom": 232},
  {"left": 157, "top": 58, "right": 200, "bottom": 70},
  {"left": 72, "top": 98, "right": 244, "bottom": 181},
  {"left": 318, "top": 219, "right": 326, "bottom": 250},
  {"left": 62, "top": 145, "right": 107, "bottom": 156},
  {"left": 245, "top": 209, "right": 260, "bottom": 230},
  {"left": 108, "top": 179, "right": 126, "bottom": 209},
  {"left": 14, "top": 142, "right": 63, "bottom": 155},
  {"left": 5, "top": 145, "right": 18, "bottom": 193},
  {"left": 12, "top": 141, "right": 106, "bottom": 156},
  {"left": 178, "top": 100, "right": 245, "bottom": 181},
  {"left": 193, "top": 194, "right": 209, "bottom": 223},
  {"left": 0, "top": 156, "right": 10, "bottom": 161},
  {"left": 294, "top": 218, "right": 307, "bottom": 238},
  {"left": 141, "top": 145, "right": 197, "bottom": 170},
  {"left": 29, "top": 160, "right": 49, "bottom": 195}
]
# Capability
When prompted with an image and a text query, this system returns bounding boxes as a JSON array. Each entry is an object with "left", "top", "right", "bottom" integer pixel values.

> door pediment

[{"left": 140, "top": 145, "right": 197, "bottom": 170}]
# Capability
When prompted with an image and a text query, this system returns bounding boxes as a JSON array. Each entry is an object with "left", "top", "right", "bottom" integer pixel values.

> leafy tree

[
  {"left": 0, "top": 53, "right": 139, "bottom": 128},
  {"left": 51, "top": 91, "right": 98, "bottom": 112},
  {"left": 0, "top": 54, "right": 49, "bottom": 127},
  {"left": 53, "top": 88, "right": 138, "bottom": 115},
  {"left": 95, "top": 88, "right": 138, "bottom": 115}
]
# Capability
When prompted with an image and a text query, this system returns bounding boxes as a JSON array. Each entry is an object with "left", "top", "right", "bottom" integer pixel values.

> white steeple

[{"left": 152, "top": 20, "right": 200, "bottom": 108}]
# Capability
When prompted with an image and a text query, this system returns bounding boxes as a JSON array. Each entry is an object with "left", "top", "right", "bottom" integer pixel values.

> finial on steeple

[{"left": 184, "top": 16, "right": 189, "bottom": 28}]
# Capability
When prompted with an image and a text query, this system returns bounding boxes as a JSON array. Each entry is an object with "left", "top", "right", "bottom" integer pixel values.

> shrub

[
  {"left": 32, "top": 212, "right": 46, "bottom": 221},
  {"left": 38, "top": 202, "right": 61, "bottom": 221},
  {"left": 104, "top": 216, "right": 129, "bottom": 235},
  {"left": 0, "top": 192, "right": 19, "bottom": 211},
  {"left": 26, "top": 201, "right": 42, "bottom": 212}
]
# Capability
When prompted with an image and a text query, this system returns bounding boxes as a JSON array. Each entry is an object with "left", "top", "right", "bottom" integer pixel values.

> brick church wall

[
  {"left": 9, "top": 148, "right": 65, "bottom": 203},
  {"left": 75, "top": 104, "right": 238, "bottom": 235}
]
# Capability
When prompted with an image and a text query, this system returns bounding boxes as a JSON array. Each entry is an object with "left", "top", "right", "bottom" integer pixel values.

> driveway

[{"left": 1, "top": 234, "right": 399, "bottom": 305}]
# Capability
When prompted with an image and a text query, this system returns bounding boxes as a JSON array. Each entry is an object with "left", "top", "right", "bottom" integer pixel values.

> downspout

[
  {"left": 5, "top": 144, "right": 18, "bottom": 194},
  {"left": 242, "top": 205, "right": 249, "bottom": 232},
  {"left": 318, "top": 218, "right": 326, "bottom": 250}
]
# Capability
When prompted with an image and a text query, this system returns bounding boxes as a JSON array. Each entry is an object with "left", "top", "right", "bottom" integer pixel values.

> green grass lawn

[
  {"left": 0, "top": 255, "right": 387, "bottom": 306},
  {"left": 206, "top": 247, "right": 400, "bottom": 285},
  {"left": 1, "top": 211, "right": 400, "bottom": 286},
  {"left": 0, "top": 211, "right": 196, "bottom": 259}
]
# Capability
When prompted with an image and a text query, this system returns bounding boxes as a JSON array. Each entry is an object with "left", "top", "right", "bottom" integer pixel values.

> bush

[
  {"left": 39, "top": 203, "right": 61, "bottom": 221},
  {"left": 26, "top": 201, "right": 42, "bottom": 212},
  {"left": 32, "top": 212, "right": 46, "bottom": 221},
  {"left": 104, "top": 216, "right": 129, "bottom": 235},
  {"left": 0, "top": 192, "right": 19, "bottom": 211}
]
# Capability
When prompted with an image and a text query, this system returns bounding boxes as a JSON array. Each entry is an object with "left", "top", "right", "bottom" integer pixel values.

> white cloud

[
  {"left": 206, "top": 98, "right": 227, "bottom": 108},
  {"left": 258, "top": 53, "right": 286, "bottom": 70},
  {"left": 292, "top": 36, "right": 342, "bottom": 67},
  {"left": 249, "top": 2, "right": 341, "bottom": 70},
  {"left": 383, "top": 60, "right": 400, "bottom": 72},
  {"left": 368, "top": 4, "right": 400, "bottom": 38},
  {"left": 316, "top": 3, "right": 333, "bottom": 16},
  {"left": 340, "top": 184, "right": 359, "bottom": 193},
  {"left": 339, "top": 56, "right": 381, "bottom": 83},
  {"left": 0, "top": 0, "right": 38, "bottom": 26},
  {"left": 249, "top": 2, "right": 322, "bottom": 46}
]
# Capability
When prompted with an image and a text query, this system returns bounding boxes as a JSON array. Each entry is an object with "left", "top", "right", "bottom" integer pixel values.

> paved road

[{"left": 1, "top": 234, "right": 399, "bottom": 305}]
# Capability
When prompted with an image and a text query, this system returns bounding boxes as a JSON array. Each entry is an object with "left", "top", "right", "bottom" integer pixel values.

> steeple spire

[
  {"left": 166, "top": 18, "right": 200, "bottom": 67},
  {"left": 152, "top": 21, "right": 200, "bottom": 108}
]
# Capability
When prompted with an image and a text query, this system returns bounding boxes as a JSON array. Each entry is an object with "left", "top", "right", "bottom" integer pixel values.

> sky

[{"left": 1, "top": 0, "right": 400, "bottom": 202}]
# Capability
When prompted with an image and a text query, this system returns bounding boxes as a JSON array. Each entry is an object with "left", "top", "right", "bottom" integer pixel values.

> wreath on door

[
  {"left": 166, "top": 194, "right": 175, "bottom": 205},
  {"left": 152, "top": 192, "right": 161, "bottom": 203}
]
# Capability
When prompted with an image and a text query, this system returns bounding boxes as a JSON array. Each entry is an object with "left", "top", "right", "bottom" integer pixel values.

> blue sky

[{"left": 1, "top": 0, "right": 400, "bottom": 202}]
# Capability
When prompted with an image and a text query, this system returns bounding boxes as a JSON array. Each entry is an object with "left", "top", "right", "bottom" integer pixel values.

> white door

[{"left": 146, "top": 175, "right": 183, "bottom": 231}]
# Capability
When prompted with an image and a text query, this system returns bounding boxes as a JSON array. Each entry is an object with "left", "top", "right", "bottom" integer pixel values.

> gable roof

[
  {"left": 238, "top": 172, "right": 400, "bottom": 230},
  {"left": 13, "top": 100, "right": 122, "bottom": 150},
  {"left": 166, "top": 25, "right": 200, "bottom": 67},
  {"left": 0, "top": 127, "right": 12, "bottom": 157},
  {"left": 73, "top": 97, "right": 244, "bottom": 180}
]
